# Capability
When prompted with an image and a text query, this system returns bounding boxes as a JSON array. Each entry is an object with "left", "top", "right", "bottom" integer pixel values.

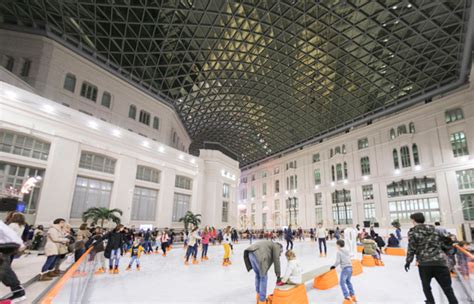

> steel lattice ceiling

[{"left": 0, "top": 0, "right": 472, "bottom": 166}]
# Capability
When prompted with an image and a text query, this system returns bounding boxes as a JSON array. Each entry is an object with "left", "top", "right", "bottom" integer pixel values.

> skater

[
  {"left": 126, "top": 239, "right": 144, "bottom": 271},
  {"left": 244, "top": 240, "right": 283, "bottom": 303},
  {"left": 87, "top": 228, "right": 107, "bottom": 274},
  {"left": 201, "top": 227, "right": 210, "bottom": 261},
  {"left": 184, "top": 226, "right": 201, "bottom": 265},
  {"left": 222, "top": 226, "right": 232, "bottom": 266},
  {"left": 362, "top": 236, "right": 383, "bottom": 265},
  {"left": 331, "top": 239, "right": 357, "bottom": 303},
  {"left": 279, "top": 250, "right": 302, "bottom": 285},
  {"left": 104, "top": 224, "right": 124, "bottom": 274},
  {"left": 316, "top": 223, "right": 327, "bottom": 257},
  {"left": 160, "top": 228, "right": 170, "bottom": 257},
  {"left": 284, "top": 225, "right": 294, "bottom": 250},
  {"left": 387, "top": 233, "right": 400, "bottom": 248}
]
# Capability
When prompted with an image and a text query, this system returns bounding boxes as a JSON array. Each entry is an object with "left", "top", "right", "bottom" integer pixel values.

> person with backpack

[{"left": 404, "top": 213, "right": 458, "bottom": 304}]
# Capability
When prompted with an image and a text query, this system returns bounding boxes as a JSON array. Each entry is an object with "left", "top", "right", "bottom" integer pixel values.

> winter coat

[
  {"left": 76, "top": 229, "right": 91, "bottom": 242},
  {"left": 0, "top": 221, "right": 23, "bottom": 255},
  {"left": 387, "top": 236, "right": 400, "bottom": 247},
  {"left": 284, "top": 228, "right": 293, "bottom": 241},
  {"left": 362, "top": 239, "right": 377, "bottom": 255},
  {"left": 406, "top": 224, "right": 447, "bottom": 266},
  {"left": 244, "top": 240, "right": 282, "bottom": 277},
  {"left": 374, "top": 236, "right": 385, "bottom": 248},
  {"left": 44, "top": 225, "right": 69, "bottom": 257}
]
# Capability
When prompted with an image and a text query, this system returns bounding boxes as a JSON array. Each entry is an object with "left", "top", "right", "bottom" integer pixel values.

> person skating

[
  {"left": 284, "top": 225, "right": 294, "bottom": 251},
  {"left": 244, "top": 240, "right": 283, "bottom": 304},
  {"left": 104, "top": 224, "right": 124, "bottom": 274},
  {"left": 160, "top": 229, "right": 170, "bottom": 257},
  {"left": 222, "top": 226, "right": 232, "bottom": 266},
  {"left": 126, "top": 239, "right": 144, "bottom": 271},
  {"left": 331, "top": 239, "right": 357, "bottom": 303},
  {"left": 184, "top": 226, "right": 201, "bottom": 265},
  {"left": 201, "top": 227, "right": 211, "bottom": 261},
  {"left": 404, "top": 213, "right": 458, "bottom": 304},
  {"left": 362, "top": 236, "right": 383, "bottom": 266},
  {"left": 316, "top": 223, "right": 328, "bottom": 257}
]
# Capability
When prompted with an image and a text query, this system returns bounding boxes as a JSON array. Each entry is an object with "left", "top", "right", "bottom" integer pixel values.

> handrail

[
  {"left": 39, "top": 247, "right": 94, "bottom": 304},
  {"left": 454, "top": 244, "right": 474, "bottom": 259}
]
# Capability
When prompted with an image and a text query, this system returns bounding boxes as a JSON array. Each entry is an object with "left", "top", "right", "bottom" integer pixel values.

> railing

[
  {"left": 451, "top": 244, "right": 473, "bottom": 304},
  {"left": 36, "top": 247, "right": 95, "bottom": 304}
]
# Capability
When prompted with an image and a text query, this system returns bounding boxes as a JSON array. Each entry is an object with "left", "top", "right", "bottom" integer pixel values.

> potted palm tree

[
  {"left": 179, "top": 211, "right": 202, "bottom": 232},
  {"left": 82, "top": 207, "right": 123, "bottom": 228}
]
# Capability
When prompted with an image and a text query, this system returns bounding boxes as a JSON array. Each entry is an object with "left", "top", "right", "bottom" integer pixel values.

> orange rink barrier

[
  {"left": 361, "top": 255, "right": 376, "bottom": 267},
  {"left": 352, "top": 259, "right": 363, "bottom": 276},
  {"left": 272, "top": 284, "right": 308, "bottom": 304},
  {"left": 313, "top": 269, "right": 338, "bottom": 290},
  {"left": 385, "top": 247, "right": 406, "bottom": 256}
]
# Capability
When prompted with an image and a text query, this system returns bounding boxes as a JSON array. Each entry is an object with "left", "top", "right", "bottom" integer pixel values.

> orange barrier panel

[
  {"left": 313, "top": 269, "right": 338, "bottom": 290},
  {"left": 357, "top": 245, "right": 363, "bottom": 253},
  {"left": 361, "top": 255, "right": 376, "bottom": 267},
  {"left": 351, "top": 259, "right": 363, "bottom": 276},
  {"left": 40, "top": 247, "right": 94, "bottom": 304},
  {"left": 272, "top": 284, "right": 308, "bottom": 304},
  {"left": 385, "top": 247, "right": 406, "bottom": 256}
]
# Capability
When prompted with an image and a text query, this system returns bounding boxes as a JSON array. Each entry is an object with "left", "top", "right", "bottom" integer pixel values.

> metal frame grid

[{"left": 0, "top": 1, "right": 472, "bottom": 166}]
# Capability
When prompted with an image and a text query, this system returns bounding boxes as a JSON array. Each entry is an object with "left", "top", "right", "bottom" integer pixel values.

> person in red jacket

[{"left": 201, "top": 226, "right": 211, "bottom": 261}]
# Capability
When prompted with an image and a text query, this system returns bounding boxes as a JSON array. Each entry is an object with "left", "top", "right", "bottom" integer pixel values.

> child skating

[
  {"left": 126, "top": 240, "right": 144, "bottom": 271},
  {"left": 331, "top": 239, "right": 357, "bottom": 303},
  {"left": 222, "top": 226, "right": 232, "bottom": 266}
]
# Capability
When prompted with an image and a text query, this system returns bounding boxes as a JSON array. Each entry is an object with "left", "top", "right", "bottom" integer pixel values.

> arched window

[
  {"left": 409, "top": 122, "right": 415, "bottom": 134},
  {"left": 390, "top": 128, "right": 396, "bottom": 140},
  {"left": 343, "top": 162, "right": 348, "bottom": 179},
  {"left": 129, "top": 105, "right": 137, "bottom": 119},
  {"left": 330, "top": 148, "right": 334, "bottom": 158},
  {"left": 412, "top": 144, "right": 420, "bottom": 165},
  {"left": 400, "top": 146, "right": 411, "bottom": 168},
  {"left": 335, "top": 146, "right": 341, "bottom": 155},
  {"left": 342, "top": 145, "right": 346, "bottom": 154},
  {"left": 393, "top": 149, "right": 399, "bottom": 169},
  {"left": 331, "top": 165, "right": 335, "bottom": 181},
  {"left": 397, "top": 125, "right": 407, "bottom": 136},
  {"left": 336, "top": 163, "right": 343, "bottom": 180},
  {"left": 360, "top": 156, "right": 370, "bottom": 176}
]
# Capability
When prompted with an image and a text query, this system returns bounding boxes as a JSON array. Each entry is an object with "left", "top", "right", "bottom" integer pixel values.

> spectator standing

[{"left": 39, "top": 218, "right": 69, "bottom": 281}]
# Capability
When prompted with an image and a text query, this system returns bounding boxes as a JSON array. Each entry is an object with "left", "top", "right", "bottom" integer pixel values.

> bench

[
  {"left": 272, "top": 266, "right": 332, "bottom": 304},
  {"left": 385, "top": 247, "right": 406, "bottom": 256}
]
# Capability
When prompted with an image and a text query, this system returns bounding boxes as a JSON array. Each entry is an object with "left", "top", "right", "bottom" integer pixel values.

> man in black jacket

[{"left": 404, "top": 213, "right": 458, "bottom": 304}]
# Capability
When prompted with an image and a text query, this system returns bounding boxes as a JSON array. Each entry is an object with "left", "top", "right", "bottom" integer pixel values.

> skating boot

[
  {"left": 126, "top": 265, "right": 131, "bottom": 271},
  {"left": 184, "top": 260, "right": 189, "bottom": 266},
  {"left": 192, "top": 258, "right": 199, "bottom": 265},
  {"left": 113, "top": 266, "right": 119, "bottom": 274},
  {"left": 137, "top": 265, "right": 140, "bottom": 271},
  {"left": 109, "top": 266, "right": 114, "bottom": 274},
  {"left": 350, "top": 295, "right": 357, "bottom": 302},
  {"left": 343, "top": 297, "right": 353, "bottom": 304}
]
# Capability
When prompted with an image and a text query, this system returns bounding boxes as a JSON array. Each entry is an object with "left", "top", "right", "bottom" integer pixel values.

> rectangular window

[
  {"left": 251, "top": 203, "right": 256, "bottom": 213},
  {"left": 63, "top": 74, "right": 76, "bottom": 92},
  {"left": 153, "top": 117, "right": 160, "bottom": 130},
  {"left": 251, "top": 174, "right": 255, "bottom": 181},
  {"left": 172, "top": 193, "right": 191, "bottom": 222},
  {"left": 80, "top": 82, "right": 98, "bottom": 102},
  {"left": 79, "top": 151, "right": 116, "bottom": 174},
  {"left": 456, "top": 169, "right": 474, "bottom": 190},
  {"left": 315, "top": 193, "right": 322, "bottom": 206},
  {"left": 400, "top": 146, "right": 411, "bottom": 168},
  {"left": 222, "top": 201, "right": 229, "bottom": 222},
  {"left": 3, "top": 55, "right": 14, "bottom": 72},
  {"left": 0, "top": 130, "right": 50, "bottom": 161},
  {"left": 139, "top": 110, "right": 151, "bottom": 126},
  {"left": 450, "top": 131, "right": 469, "bottom": 157},
  {"left": 389, "top": 197, "right": 440, "bottom": 223},
  {"left": 312, "top": 153, "right": 320, "bottom": 163},
  {"left": 274, "top": 167, "right": 280, "bottom": 175},
  {"left": 261, "top": 171, "right": 267, "bottom": 178},
  {"left": 315, "top": 207, "right": 323, "bottom": 225},
  {"left": 136, "top": 165, "right": 160, "bottom": 184},
  {"left": 274, "top": 199, "right": 280, "bottom": 211},
  {"left": 445, "top": 108, "right": 464, "bottom": 123},
  {"left": 240, "top": 188, "right": 247, "bottom": 200},
  {"left": 20, "top": 58, "right": 31, "bottom": 77},
  {"left": 129, "top": 105, "right": 137, "bottom": 119},
  {"left": 71, "top": 176, "right": 112, "bottom": 218},
  {"left": 131, "top": 187, "right": 158, "bottom": 221},
  {"left": 387, "top": 177, "right": 437, "bottom": 198},
  {"left": 358, "top": 138, "right": 369, "bottom": 149},
  {"left": 0, "top": 162, "right": 44, "bottom": 214},
  {"left": 251, "top": 185, "right": 256, "bottom": 198},
  {"left": 461, "top": 194, "right": 474, "bottom": 221},
  {"left": 262, "top": 183, "right": 267, "bottom": 195},
  {"left": 336, "top": 164, "right": 343, "bottom": 180},
  {"left": 362, "top": 184, "right": 374, "bottom": 200},
  {"left": 241, "top": 177, "right": 248, "bottom": 183},
  {"left": 223, "top": 183, "right": 230, "bottom": 198},
  {"left": 175, "top": 175, "right": 192, "bottom": 190},
  {"left": 275, "top": 180, "right": 280, "bottom": 193},
  {"left": 361, "top": 156, "right": 371, "bottom": 176},
  {"left": 314, "top": 169, "right": 321, "bottom": 185},
  {"left": 262, "top": 213, "right": 267, "bottom": 227},
  {"left": 364, "top": 203, "right": 376, "bottom": 221},
  {"left": 101, "top": 92, "right": 112, "bottom": 108}
]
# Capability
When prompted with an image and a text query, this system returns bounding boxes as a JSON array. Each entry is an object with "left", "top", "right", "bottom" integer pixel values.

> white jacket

[
  {"left": 0, "top": 221, "right": 23, "bottom": 246},
  {"left": 223, "top": 233, "right": 232, "bottom": 244},
  {"left": 188, "top": 231, "right": 201, "bottom": 247},
  {"left": 316, "top": 228, "right": 327, "bottom": 239},
  {"left": 282, "top": 259, "right": 302, "bottom": 284}
]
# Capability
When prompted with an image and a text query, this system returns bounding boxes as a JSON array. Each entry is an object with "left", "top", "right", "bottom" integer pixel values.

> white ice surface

[{"left": 81, "top": 240, "right": 461, "bottom": 304}]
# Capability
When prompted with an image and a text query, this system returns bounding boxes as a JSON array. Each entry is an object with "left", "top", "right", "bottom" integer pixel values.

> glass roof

[{"left": 0, "top": 0, "right": 471, "bottom": 166}]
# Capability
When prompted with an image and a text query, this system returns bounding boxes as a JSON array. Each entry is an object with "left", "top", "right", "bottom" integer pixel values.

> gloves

[
  {"left": 404, "top": 263, "right": 410, "bottom": 272},
  {"left": 330, "top": 266, "right": 336, "bottom": 270}
]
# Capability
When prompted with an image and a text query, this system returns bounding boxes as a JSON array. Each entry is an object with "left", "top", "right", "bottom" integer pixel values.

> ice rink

[{"left": 79, "top": 239, "right": 470, "bottom": 304}]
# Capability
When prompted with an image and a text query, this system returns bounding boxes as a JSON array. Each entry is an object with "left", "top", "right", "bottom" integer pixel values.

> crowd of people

[{"left": 0, "top": 210, "right": 472, "bottom": 304}]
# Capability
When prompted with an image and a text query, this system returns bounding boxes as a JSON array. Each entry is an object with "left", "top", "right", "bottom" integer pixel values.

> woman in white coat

[{"left": 39, "top": 218, "right": 69, "bottom": 281}]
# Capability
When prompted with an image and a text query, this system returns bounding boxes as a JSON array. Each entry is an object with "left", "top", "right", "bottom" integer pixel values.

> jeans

[
  {"left": 286, "top": 239, "right": 293, "bottom": 250},
  {"left": 418, "top": 266, "right": 458, "bottom": 304},
  {"left": 340, "top": 266, "right": 355, "bottom": 298},
  {"left": 129, "top": 256, "right": 140, "bottom": 266},
  {"left": 193, "top": 244, "right": 198, "bottom": 258},
  {"left": 143, "top": 241, "right": 152, "bottom": 253},
  {"left": 318, "top": 238, "right": 327, "bottom": 254},
  {"left": 161, "top": 242, "right": 168, "bottom": 254},
  {"left": 185, "top": 245, "right": 195, "bottom": 261},
  {"left": 202, "top": 243, "right": 209, "bottom": 257},
  {"left": 1, "top": 255, "right": 21, "bottom": 292},
  {"left": 109, "top": 249, "right": 120, "bottom": 268},
  {"left": 249, "top": 252, "right": 267, "bottom": 301},
  {"left": 41, "top": 255, "right": 58, "bottom": 273}
]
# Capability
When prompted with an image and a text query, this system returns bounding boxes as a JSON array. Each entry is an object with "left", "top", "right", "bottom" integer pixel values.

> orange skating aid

[
  {"left": 343, "top": 297, "right": 353, "bottom": 304},
  {"left": 272, "top": 284, "right": 308, "bottom": 304},
  {"left": 375, "top": 259, "right": 384, "bottom": 266},
  {"left": 356, "top": 245, "right": 363, "bottom": 253},
  {"left": 313, "top": 269, "right": 338, "bottom": 290},
  {"left": 361, "top": 255, "right": 376, "bottom": 267},
  {"left": 351, "top": 260, "right": 363, "bottom": 276},
  {"left": 385, "top": 247, "right": 406, "bottom": 256}
]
